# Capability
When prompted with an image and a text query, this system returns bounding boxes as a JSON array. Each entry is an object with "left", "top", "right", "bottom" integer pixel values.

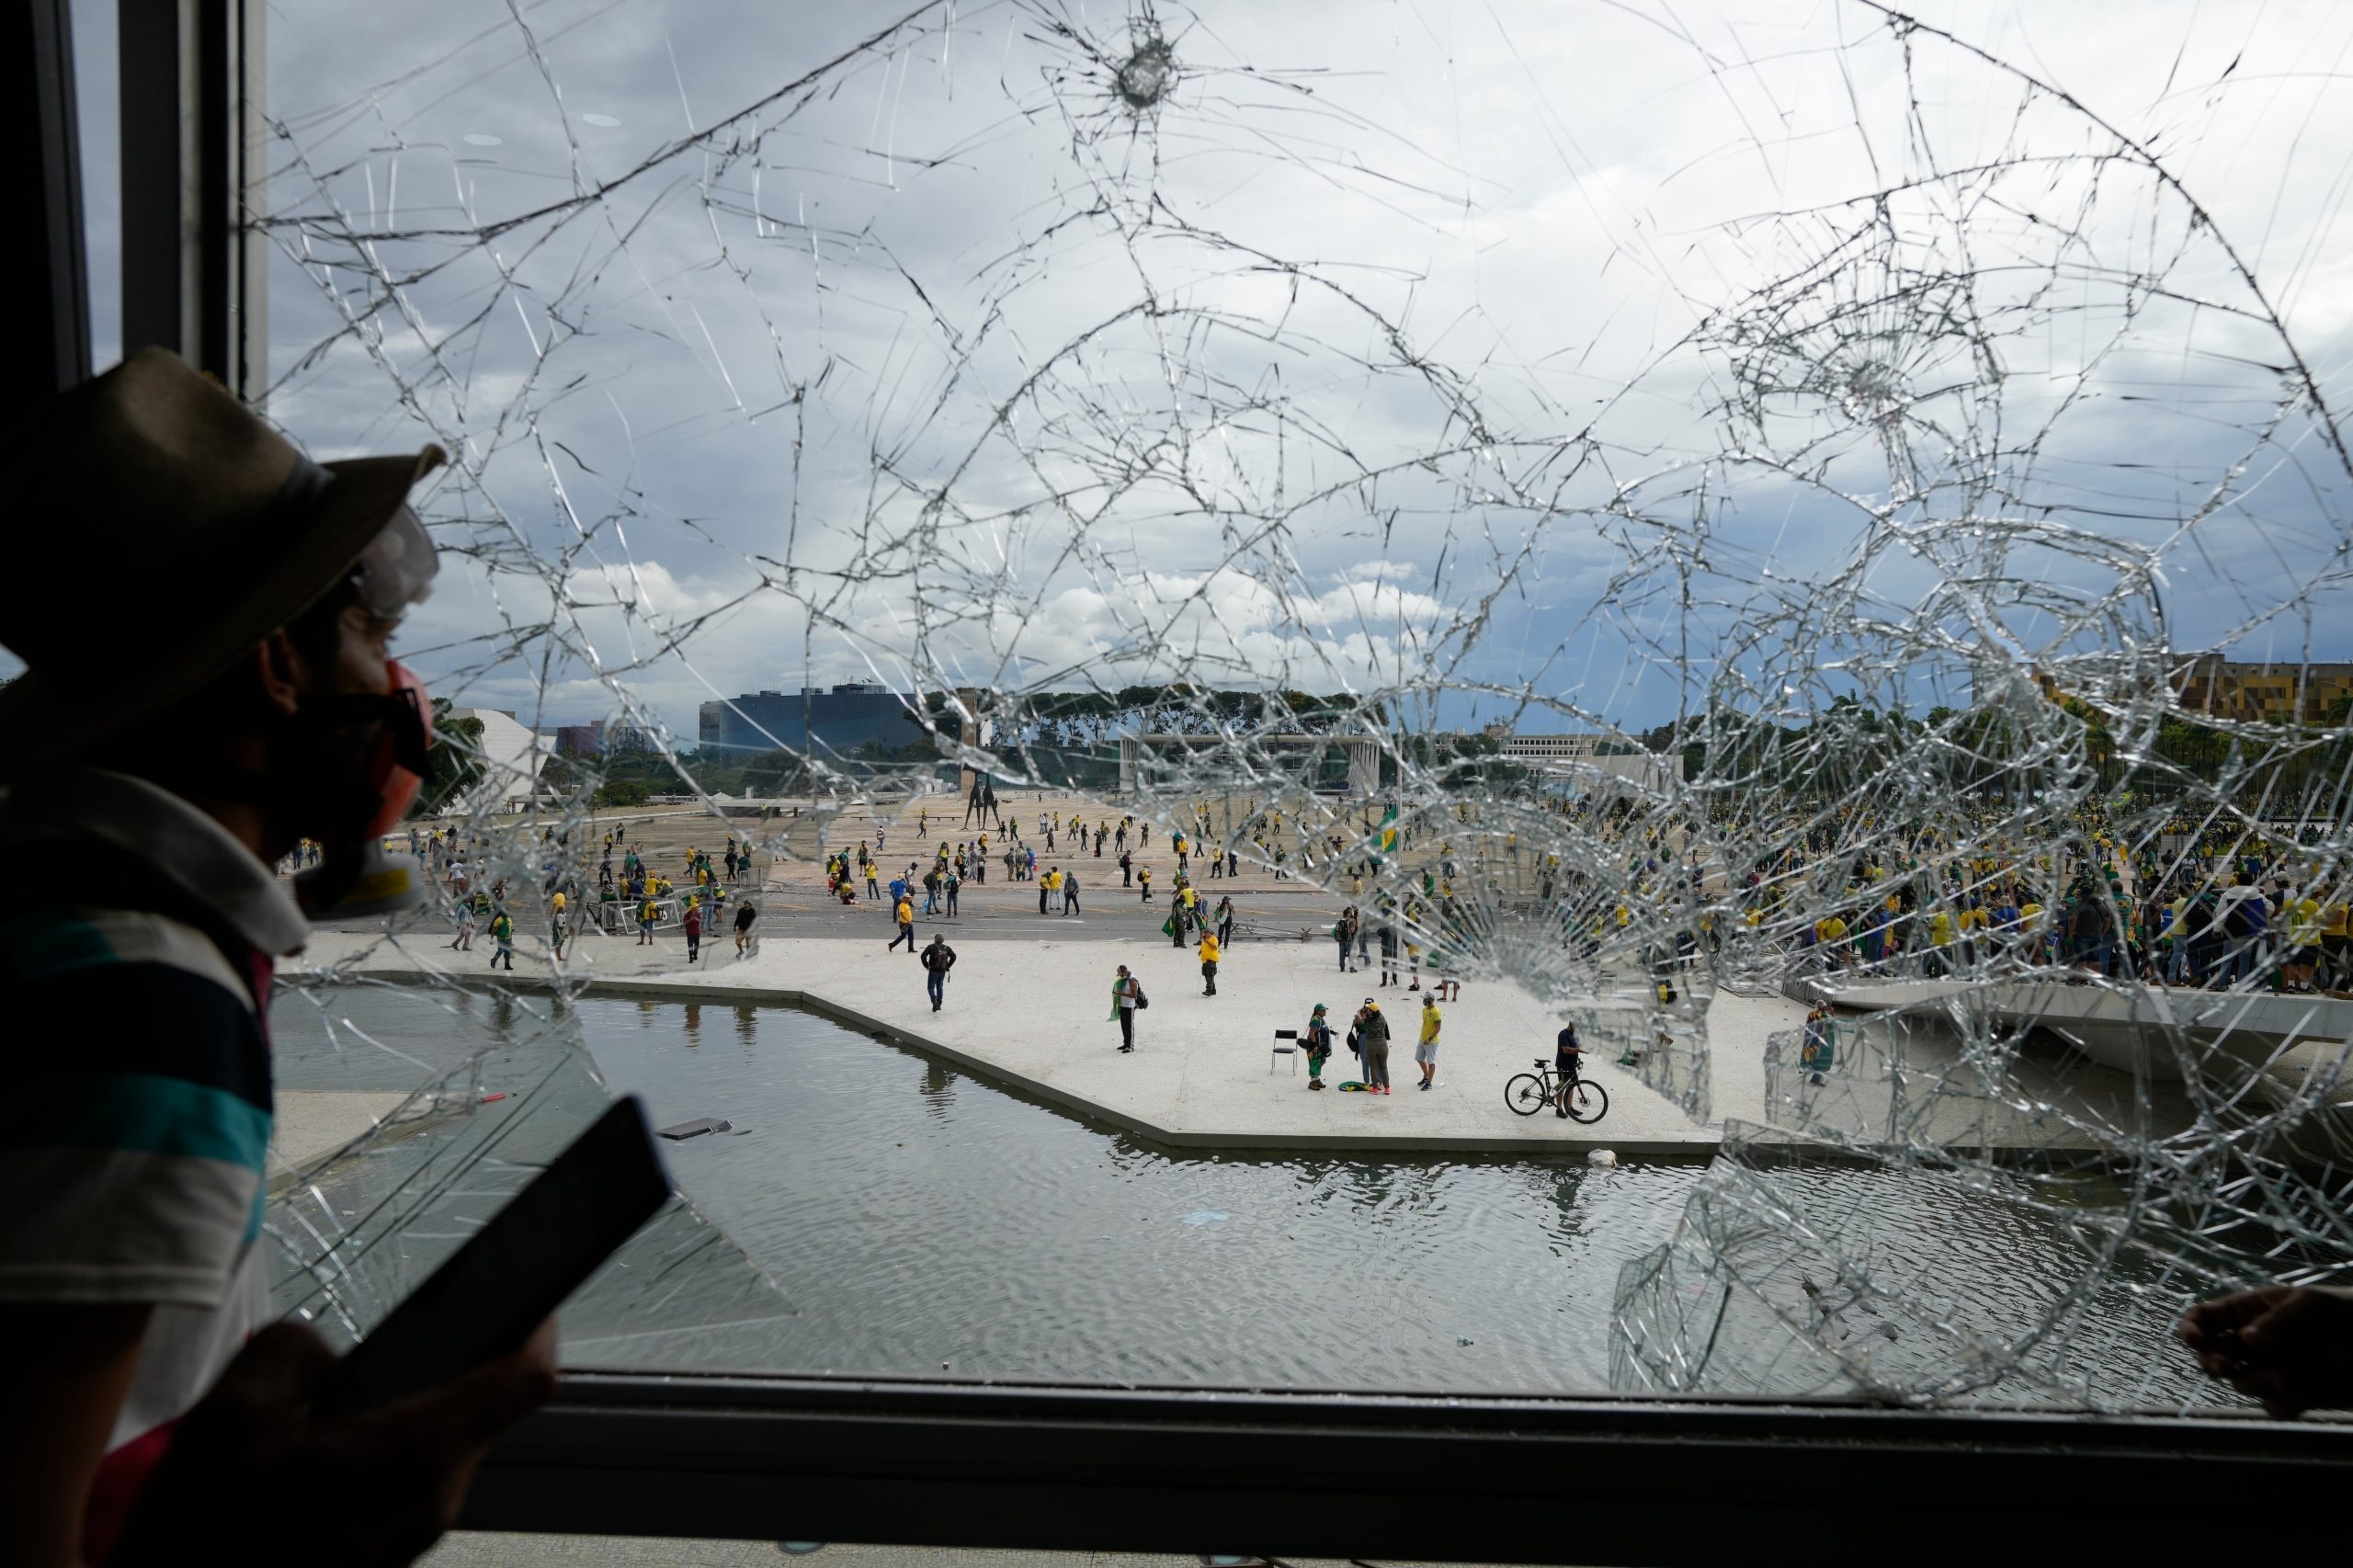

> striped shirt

[{"left": 0, "top": 768, "right": 307, "bottom": 1463}]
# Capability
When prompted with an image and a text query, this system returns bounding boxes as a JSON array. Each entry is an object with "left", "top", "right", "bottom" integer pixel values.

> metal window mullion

[{"left": 117, "top": 0, "right": 265, "bottom": 398}]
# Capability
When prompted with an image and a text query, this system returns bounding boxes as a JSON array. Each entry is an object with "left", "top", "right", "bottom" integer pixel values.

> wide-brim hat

[{"left": 0, "top": 349, "right": 444, "bottom": 778}]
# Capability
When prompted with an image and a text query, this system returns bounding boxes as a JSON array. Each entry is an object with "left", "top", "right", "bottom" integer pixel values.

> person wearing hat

[
  {"left": 1415, "top": 994, "right": 1443, "bottom": 1090},
  {"left": 1356, "top": 997, "right": 1392, "bottom": 1094},
  {"left": 0, "top": 351, "right": 554, "bottom": 1566},
  {"left": 1109, "top": 962, "right": 1143, "bottom": 1051},
  {"left": 1302, "top": 1003, "right": 1335, "bottom": 1088}
]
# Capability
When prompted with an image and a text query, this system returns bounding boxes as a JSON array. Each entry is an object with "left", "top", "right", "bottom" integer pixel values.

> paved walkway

[
  {"left": 301, "top": 926, "right": 1791, "bottom": 1155},
  {"left": 295, "top": 914, "right": 2253, "bottom": 1163},
  {"left": 270, "top": 1089, "right": 411, "bottom": 1188}
]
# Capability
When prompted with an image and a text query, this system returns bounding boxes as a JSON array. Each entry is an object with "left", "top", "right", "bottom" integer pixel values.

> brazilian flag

[{"left": 1372, "top": 804, "right": 1398, "bottom": 865}]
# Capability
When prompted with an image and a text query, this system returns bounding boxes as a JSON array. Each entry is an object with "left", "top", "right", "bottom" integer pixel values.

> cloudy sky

[{"left": 61, "top": 0, "right": 2353, "bottom": 744}]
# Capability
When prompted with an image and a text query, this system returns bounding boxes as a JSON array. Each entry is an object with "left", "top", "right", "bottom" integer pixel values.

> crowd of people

[
  {"left": 1738, "top": 804, "right": 2352, "bottom": 996},
  {"left": 391, "top": 819, "right": 767, "bottom": 966}
]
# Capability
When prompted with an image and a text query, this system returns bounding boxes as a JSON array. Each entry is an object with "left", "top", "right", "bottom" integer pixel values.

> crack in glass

[{"left": 255, "top": 0, "right": 2350, "bottom": 1411}]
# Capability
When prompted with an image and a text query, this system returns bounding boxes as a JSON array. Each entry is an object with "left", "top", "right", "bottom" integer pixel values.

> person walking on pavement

[
  {"left": 1415, "top": 994, "right": 1442, "bottom": 1089},
  {"left": 889, "top": 892, "right": 916, "bottom": 953},
  {"left": 1110, "top": 963, "right": 1143, "bottom": 1051},
  {"left": 733, "top": 900, "right": 759, "bottom": 958},
  {"left": 1378, "top": 918, "right": 1399, "bottom": 985},
  {"left": 1198, "top": 927, "right": 1222, "bottom": 995},
  {"left": 1120, "top": 848, "right": 1133, "bottom": 887},
  {"left": 1063, "top": 869, "right": 1080, "bottom": 915},
  {"left": 490, "top": 909, "right": 516, "bottom": 970},
  {"left": 681, "top": 899, "right": 703, "bottom": 963},
  {"left": 1303, "top": 1003, "right": 1335, "bottom": 1089},
  {"left": 1215, "top": 894, "right": 1235, "bottom": 948},
  {"left": 1335, "top": 906, "right": 1357, "bottom": 972},
  {"left": 921, "top": 933, "right": 958, "bottom": 1011},
  {"left": 1139, "top": 865, "right": 1154, "bottom": 903},
  {"left": 1358, "top": 998, "right": 1392, "bottom": 1093}
]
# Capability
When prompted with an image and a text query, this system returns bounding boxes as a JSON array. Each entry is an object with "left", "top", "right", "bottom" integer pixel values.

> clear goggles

[{"left": 350, "top": 503, "right": 439, "bottom": 621}]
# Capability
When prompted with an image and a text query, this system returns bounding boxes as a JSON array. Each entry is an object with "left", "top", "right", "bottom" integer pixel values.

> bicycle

[{"left": 1504, "top": 1059, "right": 1609, "bottom": 1123}]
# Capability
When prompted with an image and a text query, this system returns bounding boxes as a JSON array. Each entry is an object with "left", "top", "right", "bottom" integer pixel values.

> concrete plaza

[{"left": 301, "top": 922, "right": 1766, "bottom": 1156}]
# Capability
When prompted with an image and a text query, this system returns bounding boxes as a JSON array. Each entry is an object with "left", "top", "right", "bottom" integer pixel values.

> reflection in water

[
  {"left": 919, "top": 1057, "right": 955, "bottom": 1118},
  {"left": 273, "top": 990, "right": 2207, "bottom": 1402}
]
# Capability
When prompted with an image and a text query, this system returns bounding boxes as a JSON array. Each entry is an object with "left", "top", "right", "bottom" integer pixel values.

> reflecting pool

[{"left": 271, "top": 987, "right": 2211, "bottom": 1403}]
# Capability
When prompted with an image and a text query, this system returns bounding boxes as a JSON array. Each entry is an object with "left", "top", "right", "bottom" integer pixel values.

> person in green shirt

[
  {"left": 1303, "top": 1003, "right": 1334, "bottom": 1087},
  {"left": 490, "top": 910, "right": 515, "bottom": 970}
]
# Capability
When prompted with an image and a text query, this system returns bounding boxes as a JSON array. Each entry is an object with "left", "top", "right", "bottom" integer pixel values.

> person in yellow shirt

[
  {"left": 1923, "top": 908, "right": 1955, "bottom": 977},
  {"left": 1816, "top": 913, "right": 1848, "bottom": 968},
  {"left": 888, "top": 893, "right": 916, "bottom": 953},
  {"left": 2322, "top": 887, "right": 2350, "bottom": 994},
  {"left": 550, "top": 888, "right": 570, "bottom": 961},
  {"left": 1414, "top": 995, "right": 1442, "bottom": 1090},
  {"left": 2283, "top": 888, "right": 2324, "bottom": 994},
  {"left": 1198, "top": 929, "right": 1222, "bottom": 995}
]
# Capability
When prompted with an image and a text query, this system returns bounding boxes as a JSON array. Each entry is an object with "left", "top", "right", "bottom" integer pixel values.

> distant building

[
  {"left": 2172, "top": 654, "right": 2353, "bottom": 724},
  {"left": 552, "top": 722, "right": 657, "bottom": 756},
  {"left": 1496, "top": 733, "right": 1681, "bottom": 791},
  {"left": 699, "top": 683, "right": 927, "bottom": 756},
  {"left": 444, "top": 707, "right": 553, "bottom": 810}
]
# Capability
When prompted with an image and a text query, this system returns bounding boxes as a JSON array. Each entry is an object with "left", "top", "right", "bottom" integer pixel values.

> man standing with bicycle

[{"left": 1554, "top": 1021, "right": 1583, "bottom": 1119}]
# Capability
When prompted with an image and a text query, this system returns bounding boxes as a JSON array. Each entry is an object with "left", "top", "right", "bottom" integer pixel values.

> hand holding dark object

[
  {"left": 2178, "top": 1285, "right": 2353, "bottom": 1418},
  {"left": 112, "top": 1319, "right": 558, "bottom": 1567}
]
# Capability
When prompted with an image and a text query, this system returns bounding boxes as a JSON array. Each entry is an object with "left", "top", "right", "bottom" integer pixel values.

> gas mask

[{"left": 293, "top": 505, "right": 442, "bottom": 922}]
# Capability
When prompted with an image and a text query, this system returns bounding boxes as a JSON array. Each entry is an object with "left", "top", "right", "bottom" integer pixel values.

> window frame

[
  {"left": 80, "top": 11, "right": 2352, "bottom": 1561},
  {"left": 461, "top": 1369, "right": 2352, "bottom": 1559}
]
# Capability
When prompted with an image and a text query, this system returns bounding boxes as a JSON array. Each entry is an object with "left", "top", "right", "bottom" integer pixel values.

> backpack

[{"left": 1133, "top": 983, "right": 1150, "bottom": 1010}]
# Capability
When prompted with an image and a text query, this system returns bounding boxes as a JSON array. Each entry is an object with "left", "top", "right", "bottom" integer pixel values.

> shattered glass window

[{"left": 256, "top": 1, "right": 2348, "bottom": 1411}]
